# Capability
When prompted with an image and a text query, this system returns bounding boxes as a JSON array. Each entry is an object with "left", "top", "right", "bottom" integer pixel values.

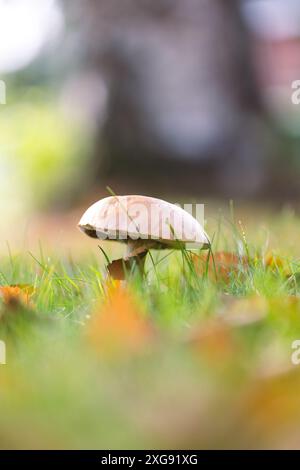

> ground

[{"left": 0, "top": 201, "right": 300, "bottom": 449}]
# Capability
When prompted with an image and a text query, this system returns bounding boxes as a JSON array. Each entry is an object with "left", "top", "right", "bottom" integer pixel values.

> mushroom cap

[{"left": 78, "top": 195, "right": 210, "bottom": 248}]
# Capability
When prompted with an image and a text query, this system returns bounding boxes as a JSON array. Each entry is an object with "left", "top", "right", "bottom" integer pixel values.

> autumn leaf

[
  {"left": 186, "top": 320, "right": 237, "bottom": 363},
  {"left": 107, "top": 252, "right": 147, "bottom": 280},
  {"left": 264, "top": 251, "right": 292, "bottom": 278},
  {"left": 193, "top": 251, "right": 249, "bottom": 283},
  {"left": 265, "top": 253, "right": 284, "bottom": 269},
  {"left": 107, "top": 258, "right": 132, "bottom": 280},
  {"left": 0, "top": 284, "right": 35, "bottom": 308},
  {"left": 87, "top": 283, "right": 154, "bottom": 356},
  {"left": 241, "top": 370, "right": 300, "bottom": 444}
]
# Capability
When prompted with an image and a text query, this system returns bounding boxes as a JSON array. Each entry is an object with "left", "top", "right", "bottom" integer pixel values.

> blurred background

[
  {"left": 1, "top": 0, "right": 300, "bottom": 250},
  {"left": 2, "top": 1, "right": 300, "bottom": 451}
]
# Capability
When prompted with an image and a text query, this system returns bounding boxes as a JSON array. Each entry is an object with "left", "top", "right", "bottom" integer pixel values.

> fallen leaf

[
  {"left": 265, "top": 252, "right": 284, "bottom": 269},
  {"left": 241, "top": 370, "right": 300, "bottom": 444},
  {"left": 0, "top": 284, "right": 35, "bottom": 308},
  {"left": 107, "top": 258, "right": 132, "bottom": 280},
  {"left": 193, "top": 251, "right": 249, "bottom": 283},
  {"left": 186, "top": 320, "right": 237, "bottom": 363},
  {"left": 107, "top": 253, "right": 147, "bottom": 280},
  {"left": 87, "top": 284, "right": 154, "bottom": 356},
  {"left": 264, "top": 251, "right": 291, "bottom": 277}
]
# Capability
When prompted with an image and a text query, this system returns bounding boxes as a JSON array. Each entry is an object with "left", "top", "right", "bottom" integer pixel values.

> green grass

[{"left": 1, "top": 208, "right": 300, "bottom": 449}]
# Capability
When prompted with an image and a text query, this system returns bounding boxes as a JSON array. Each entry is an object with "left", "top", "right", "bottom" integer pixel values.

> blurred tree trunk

[{"left": 66, "top": 0, "right": 271, "bottom": 196}]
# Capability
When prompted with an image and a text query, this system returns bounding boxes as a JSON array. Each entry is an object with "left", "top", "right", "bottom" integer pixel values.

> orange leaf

[
  {"left": 264, "top": 252, "right": 291, "bottom": 277},
  {"left": 265, "top": 252, "right": 284, "bottom": 269},
  {"left": 241, "top": 370, "right": 300, "bottom": 439},
  {"left": 193, "top": 251, "right": 249, "bottom": 283},
  {"left": 107, "top": 259, "right": 131, "bottom": 280},
  {"left": 187, "top": 320, "right": 236, "bottom": 363},
  {"left": 0, "top": 284, "right": 35, "bottom": 308},
  {"left": 87, "top": 284, "right": 153, "bottom": 356}
]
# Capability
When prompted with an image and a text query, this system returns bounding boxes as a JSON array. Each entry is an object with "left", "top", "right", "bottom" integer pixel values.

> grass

[{"left": 1, "top": 205, "right": 300, "bottom": 449}]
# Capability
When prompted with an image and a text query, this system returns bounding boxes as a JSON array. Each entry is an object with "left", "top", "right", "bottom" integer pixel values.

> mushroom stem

[{"left": 130, "top": 251, "right": 148, "bottom": 277}]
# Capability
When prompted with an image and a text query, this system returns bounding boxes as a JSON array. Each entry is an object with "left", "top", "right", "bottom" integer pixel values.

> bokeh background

[
  {"left": 2, "top": 1, "right": 300, "bottom": 451},
  {"left": 1, "top": 0, "right": 300, "bottom": 250}
]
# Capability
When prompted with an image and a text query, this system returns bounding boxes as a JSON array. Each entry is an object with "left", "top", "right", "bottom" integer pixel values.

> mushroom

[{"left": 78, "top": 195, "right": 210, "bottom": 279}]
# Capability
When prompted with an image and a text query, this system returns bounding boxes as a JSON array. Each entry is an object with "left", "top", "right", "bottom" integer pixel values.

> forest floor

[{"left": 0, "top": 200, "right": 300, "bottom": 449}]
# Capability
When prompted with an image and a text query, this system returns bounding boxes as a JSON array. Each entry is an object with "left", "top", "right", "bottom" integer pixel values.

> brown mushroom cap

[{"left": 78, "top": 195, "right": 210, "bottom": 250}]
